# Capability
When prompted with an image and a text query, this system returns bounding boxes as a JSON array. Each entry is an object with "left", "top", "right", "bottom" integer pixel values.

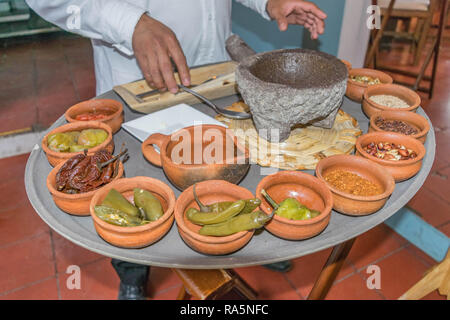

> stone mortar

[{"left": 234, "top": 47, "right": 348, "bottom": 142}]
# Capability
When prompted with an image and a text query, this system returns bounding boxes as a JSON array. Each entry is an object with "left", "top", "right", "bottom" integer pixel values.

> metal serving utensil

[
  {"left": 136, "top": 75, "right": 219, "bottom": 100},
  {"left": 177, "top": 83, "right": 251, "bottom": 120}
]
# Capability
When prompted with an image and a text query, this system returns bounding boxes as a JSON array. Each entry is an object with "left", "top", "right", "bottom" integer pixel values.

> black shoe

[
  {"left": 262, "top": 261, "right": 293, "bottom": 273},
  {"left": 118, "top": 283, "right": 146, "bottom": 300}
]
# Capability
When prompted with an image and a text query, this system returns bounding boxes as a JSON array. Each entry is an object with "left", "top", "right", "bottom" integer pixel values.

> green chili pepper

[
  {"left": 94, "top": 205, "right": 147, "bottom": 227},
  {"left": 101, "top": 188, "right": 140, "bottom": 217},
  {"left": 208, "top": 198, "right": 261, "bottom": 215},
  {"left": 193, "top": 183, "right": 211, "bottom": 212},
  {"left": 187, "top": 199, "right": 245, "bottom": 225},
  {"left": 133, "top": 188, "right": 164, "bottom": 221},
  {"left": 198, "top": 209, "right": 274, "bottom": 236},
  {"left": 261, "top": 189, "right": 320, "bottom": 220}
]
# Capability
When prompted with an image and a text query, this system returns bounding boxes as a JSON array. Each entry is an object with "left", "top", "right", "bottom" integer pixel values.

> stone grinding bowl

[{"left": 235, "top": 48, "right": 348, "bottom": 142}]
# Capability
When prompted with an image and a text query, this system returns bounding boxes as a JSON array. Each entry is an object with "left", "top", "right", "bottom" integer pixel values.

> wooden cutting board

[
  {"left": 216, "top": 102, "right": 363, "bottom": 170},
  {"left": 113, "top": 61, "right": 238, "bottom": 114}
]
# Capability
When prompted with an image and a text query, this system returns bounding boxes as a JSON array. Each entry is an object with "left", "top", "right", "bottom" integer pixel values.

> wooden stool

[
  {"left": 399, "top": 249, "right": 450, "bottom": 300},
  {"left": 172, "top": 268, "right": 257, "bottom": 300}
]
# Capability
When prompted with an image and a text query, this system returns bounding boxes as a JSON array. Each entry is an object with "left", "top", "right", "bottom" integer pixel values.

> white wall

[{"left": 337, "top": 0, "right": 372, "bottom": 68}]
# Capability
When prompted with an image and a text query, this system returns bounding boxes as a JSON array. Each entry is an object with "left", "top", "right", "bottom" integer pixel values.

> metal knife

[{"left": 135, "top": 74, "right": 224, "bottom": 100}]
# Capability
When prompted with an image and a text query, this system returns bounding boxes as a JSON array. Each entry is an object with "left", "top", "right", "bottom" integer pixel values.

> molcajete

[
  {"left": 142, "top": 125, "right": 250, "bottom": 190},
  {"left": 232, "top": 43, "right": 347, "bottom": 142}
]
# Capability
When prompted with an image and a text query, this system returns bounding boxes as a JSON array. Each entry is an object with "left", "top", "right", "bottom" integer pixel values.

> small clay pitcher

[{"left": 141, "top": 125, "right": 250, "bottom": 190}]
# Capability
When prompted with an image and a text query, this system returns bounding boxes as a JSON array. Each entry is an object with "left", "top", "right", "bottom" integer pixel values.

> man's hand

[
  {"left": 132, "top": 14, "right": 190, "bottom": 93},
  {"left": 266, "top": 0, "right": 327, "bottom": 39}
]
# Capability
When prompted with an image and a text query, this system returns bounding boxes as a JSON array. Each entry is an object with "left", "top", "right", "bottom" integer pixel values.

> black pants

[{"left": 111, "top": 259, "right": 150, "bottom": 286}]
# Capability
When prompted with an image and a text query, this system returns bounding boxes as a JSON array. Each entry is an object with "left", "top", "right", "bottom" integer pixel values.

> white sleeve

[
  {"left": 25, "top": 0, "right": 147, "bottom": 56},
  {"left": 235, "top": 0, "right": 271, "bottom": 20}
]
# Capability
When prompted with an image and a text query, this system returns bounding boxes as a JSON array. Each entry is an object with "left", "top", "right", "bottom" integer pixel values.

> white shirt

[{"left": 26, "top": 0, "right": 270, "bottom": 95}]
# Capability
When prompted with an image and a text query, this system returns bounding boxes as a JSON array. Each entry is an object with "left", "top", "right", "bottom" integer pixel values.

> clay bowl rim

[
  {"left": 46, "top": 159, "right": 124, "bottom": 200},
  {"left": 355, "top": 131, "right": 426, "bottom": 166},
  {"left": 363, "top": 83, "right": 421, "bottom": 113},
  {"left": 158, "top": 124, "right": 250, "bottom": 169},
  {"left": 369, "top": 110, "right": 430, "bottom": 140},
  {"left": 315, "top": 154, "right": 395, "bottom": 202},
  {"left": 347, "top": 68, "right": 393, "bottom": 89},
  {"left": 41, "top": 121, "right": 114, "bottom": 160},
  {"left": 237, "top": 48, "right": 348, "bottom": 90},
  {"left": 65, "top": 99, "right": 123, "bottom": 124},
  {"left": 89, "top": 176, "right": 176, "bottom": 234},
  {"left": 174, "top": 180, "right": 255, "bottom": 244},
  {"left": 340, "top": 59, "right": 352, "bottom": 71},
  {"left": 255, "top": 171, "right": 333, "bottom": 226}
]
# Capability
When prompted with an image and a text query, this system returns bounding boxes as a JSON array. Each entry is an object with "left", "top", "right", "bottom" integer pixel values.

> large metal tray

[{"left": 25, "top": 92, "right": 435, "bottom": 269}]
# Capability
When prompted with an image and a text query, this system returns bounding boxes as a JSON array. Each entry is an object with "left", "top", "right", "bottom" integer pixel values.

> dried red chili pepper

[{"left": 55, "top": 149, "right": 122, "bottom": 194}]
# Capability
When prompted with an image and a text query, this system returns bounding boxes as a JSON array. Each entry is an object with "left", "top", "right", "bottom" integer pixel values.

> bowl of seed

[
  {"left": 369, "top": 110, "right": 430, "bottom": 143},
  {"left": 362, "top": 84, "right": 420, "bottom": 118}
]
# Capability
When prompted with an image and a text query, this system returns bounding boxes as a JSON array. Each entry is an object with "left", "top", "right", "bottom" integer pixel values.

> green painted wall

[{"left": 231, "top": 0, "right": 346, "bottom": 56}]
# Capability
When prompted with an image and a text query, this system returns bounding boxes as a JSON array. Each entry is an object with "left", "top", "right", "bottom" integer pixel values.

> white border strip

[{"left": 0, "top": 131, "right": 42, "bottom": 158}]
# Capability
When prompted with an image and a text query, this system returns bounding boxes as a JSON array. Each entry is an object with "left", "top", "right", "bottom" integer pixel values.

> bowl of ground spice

[
  {"left": 355, "top": 132, "right": 426, "bottom": 182},
  {"left": 369, "top": 110, "right": 430, "bottom": 143},
  {"left": 362, "top": 84, "right": 420, "bottom": 118},
  {"left": 316, "top": 155, "right": 395, "bottom": 216}
]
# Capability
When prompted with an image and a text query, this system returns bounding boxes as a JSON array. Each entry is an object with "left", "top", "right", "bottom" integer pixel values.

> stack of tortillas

[{"left": 216, "top": 102, "right": 362, "bottom": 170}]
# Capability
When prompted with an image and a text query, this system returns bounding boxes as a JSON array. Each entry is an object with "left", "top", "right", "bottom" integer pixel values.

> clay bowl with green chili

[
  {"left": 369, "top": 110, "right": 430, "bottom": 143},
  {"left": 89, "top": 176, "right": 176, "bottom": 249},
  {"left": 255, "top": 171, "right": 333, "bottom": 240},
  {"left": 174, "top": 180, "right": 256, "bottom": 255},
  {"left": 315, "top": 155, "right": 395, "bottom": 216}
]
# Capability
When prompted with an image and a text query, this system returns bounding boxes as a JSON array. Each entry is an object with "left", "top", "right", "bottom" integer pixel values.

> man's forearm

[{"left": 26, "top": 0, "right": 146, "bottom": 55}]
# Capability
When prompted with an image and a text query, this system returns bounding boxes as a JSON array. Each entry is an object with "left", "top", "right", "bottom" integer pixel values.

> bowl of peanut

[{"left": 355, "top": 132, "right": 426, "bottom": 182}]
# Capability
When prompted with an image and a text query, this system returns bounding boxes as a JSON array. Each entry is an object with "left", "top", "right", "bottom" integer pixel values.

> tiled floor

[{"left": 0, "top": 28, "right": 449, "bottom": 300}]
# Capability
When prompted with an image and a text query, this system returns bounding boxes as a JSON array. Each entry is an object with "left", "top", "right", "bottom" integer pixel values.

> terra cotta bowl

[
  {"left": 340, "top": 59, "right": 352, "bottom": 72},
  {"left": 346, "top": 68, "right": 393, "bottom": 103},
  {"left": 142, "top": 124, "right": 250, "bottom": 190},
  {"left": 362, "top": 83, "right": 421, "bottom": 118},
  {"left": 255, "top": 171, "right": 333, "bottom": 240},
  {"left": 89, "top": 176, "right": 176, "bottom": 249},
  {"left": 355, "top": 132, "right": 426, "bottom": 182},
  {"left": 65, "top": 99, "right": 124, "bottom": 134},
  {"left": 369, "top": 110, "right": 430, "bottom": 143},
  {"left": 315, "top": 155, "right": 395, "bottom": 216},
  {"left": 174, "top": 180, "right": 255, "bottom": 255},
  {"left": 47, "top": 160, "right": 124, "bottom": 216},
  {"left": 42, "top": 121, "right": 114, "bottom": 167}
]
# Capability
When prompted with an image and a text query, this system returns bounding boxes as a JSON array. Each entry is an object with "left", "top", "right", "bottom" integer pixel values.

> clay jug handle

[{"left": 142, "top": 133, "right": 167, "bottom": 167}]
